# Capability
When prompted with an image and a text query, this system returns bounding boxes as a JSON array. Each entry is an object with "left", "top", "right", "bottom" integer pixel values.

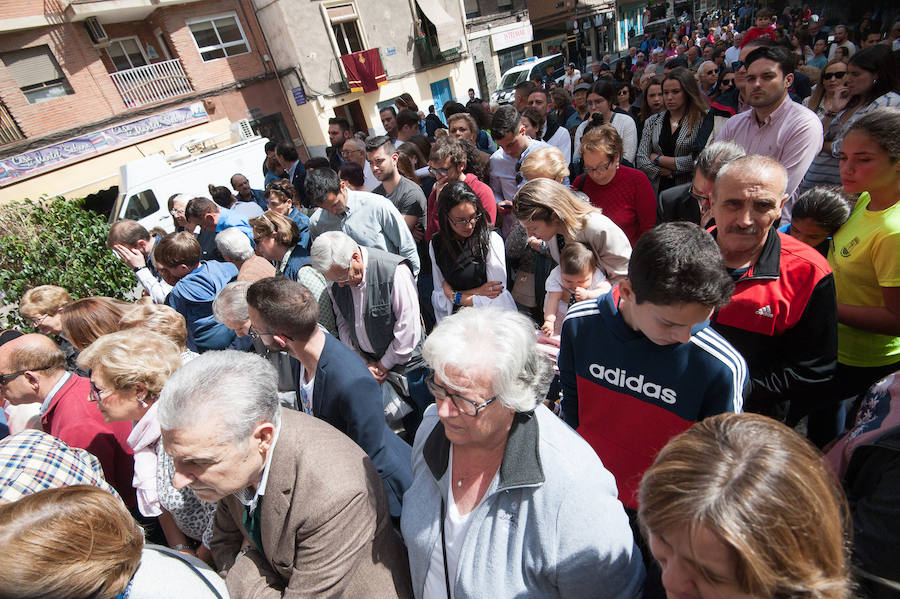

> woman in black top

[{"left": 429, "top": 181, "right": 515, "bottom": 323}]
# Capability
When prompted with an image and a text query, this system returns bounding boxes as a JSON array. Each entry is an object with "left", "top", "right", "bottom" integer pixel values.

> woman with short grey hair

[
  {"left": 215, "top": 227, "right": 276, "bottom": 282},
  {"left": 401, "top": 306, "right": 646, "bottom": 599},
  {"left": 213, "top": 282, "right": 299, "bottom": 410}
]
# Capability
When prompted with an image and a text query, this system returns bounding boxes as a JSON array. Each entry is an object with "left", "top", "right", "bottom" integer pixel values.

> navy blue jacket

[
  {"left": 281, "top": 244, "right": 311, "bottom": 280},
  {"left": 310, "top": 334, "right": 413, "bottom": 520}
]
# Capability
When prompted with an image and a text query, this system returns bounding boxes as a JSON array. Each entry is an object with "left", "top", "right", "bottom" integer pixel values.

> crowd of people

[{"left": 1, "top": 4, "right": 899, "bottom": 599}]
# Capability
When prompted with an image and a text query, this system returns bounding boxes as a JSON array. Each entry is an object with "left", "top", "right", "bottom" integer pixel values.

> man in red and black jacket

[{"left": 709, "top": 154, "right": 837, "bottom": 425}]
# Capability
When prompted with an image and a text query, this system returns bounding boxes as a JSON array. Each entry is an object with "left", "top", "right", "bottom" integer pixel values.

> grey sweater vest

[{"left": 331, "top": 248, "right": 426, "bottom": 374}]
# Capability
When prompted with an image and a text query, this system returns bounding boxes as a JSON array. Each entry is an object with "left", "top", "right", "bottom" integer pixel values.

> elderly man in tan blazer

[{"left": 159, "top": 350, "right": 412, "bottom": 598}]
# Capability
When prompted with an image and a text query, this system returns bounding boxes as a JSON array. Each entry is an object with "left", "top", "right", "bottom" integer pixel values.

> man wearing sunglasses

[
  {"left": 0, "top": 334, "right": 136, "bottom": 507},
  {"left": 698, "top": 61, "right": 720, "bottom": 97}
]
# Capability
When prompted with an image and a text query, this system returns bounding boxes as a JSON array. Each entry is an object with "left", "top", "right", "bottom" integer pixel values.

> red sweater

[
  {"left": 41, "top": 373, "right": 137, "bottom": 508},
  {"left": 425, "top": 173, "right": 497, "bottom": 242},
  {"left": 574, "top": 166, "right": 656, "bottom": 246}
]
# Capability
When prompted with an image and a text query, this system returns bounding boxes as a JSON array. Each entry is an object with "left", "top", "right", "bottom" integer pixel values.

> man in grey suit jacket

[{"left": 158, "top": 350, "right": 412, "bottom": 598}]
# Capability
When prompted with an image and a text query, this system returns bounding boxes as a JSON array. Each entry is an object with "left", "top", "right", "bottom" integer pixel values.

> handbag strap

[{"left": 440, "top": 498, "right": 452, "bottom": 598}]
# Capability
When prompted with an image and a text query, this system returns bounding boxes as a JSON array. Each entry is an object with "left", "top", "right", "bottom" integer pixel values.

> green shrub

[{"left": 0, "top": 197, "right": 135, "bottom": 329}]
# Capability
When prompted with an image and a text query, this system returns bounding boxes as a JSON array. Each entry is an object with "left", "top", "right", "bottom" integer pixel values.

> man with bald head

[
  {"left": 340, "top": 137, "right": 378, "bottom": 191},
  {"left": 707, "top": 155, "right": 837, "bottom": 430},
  {"left": 0, "top": 334, "right": 136, "bottom": 506}
]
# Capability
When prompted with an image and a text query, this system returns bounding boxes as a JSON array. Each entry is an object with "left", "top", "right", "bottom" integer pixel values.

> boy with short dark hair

[
  {"left": 558, "top": 222, "right": 748, "bottom": 510},
  {"left": 740, "top": 8, "right": 777, "bottom": 47},
  {"left": 154, "top": 232, "right": 238, "bottom": 353}
]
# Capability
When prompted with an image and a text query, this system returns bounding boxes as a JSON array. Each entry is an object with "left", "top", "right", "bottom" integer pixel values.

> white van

[
  {"left": 490, "top": 54, "right": 567, "bottom": 105},
  {"left": 109, "top": 131, "right": 268, "bottom": 233}
]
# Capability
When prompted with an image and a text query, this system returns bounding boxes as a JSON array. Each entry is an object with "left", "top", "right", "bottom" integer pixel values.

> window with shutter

[{"left": 0, "top": 45, "right": 74, "bottom": 104}]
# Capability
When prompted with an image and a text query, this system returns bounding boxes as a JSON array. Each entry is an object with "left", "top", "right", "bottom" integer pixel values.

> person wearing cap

[
  {"left": 567, "top": 83, "right": 591, "bottom": 129},
  {"left": 563, "top": 62, "right": 581, "bottom": 94}
]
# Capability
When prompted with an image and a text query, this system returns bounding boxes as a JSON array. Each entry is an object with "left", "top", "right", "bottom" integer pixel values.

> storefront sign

[
  {"left": 0, "top": 104, "right": 208, "bottom": 186},
  {"left": 491, "top": 24, "right": 534, "bottom": 52}
]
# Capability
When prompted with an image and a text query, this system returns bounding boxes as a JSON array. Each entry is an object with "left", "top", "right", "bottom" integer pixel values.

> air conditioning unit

[
  {"left": 85, "top": 17, "right": 109, "bottom": 46},
  {"left": 230, "top": 119, "right": 254, "bottom": 140}
]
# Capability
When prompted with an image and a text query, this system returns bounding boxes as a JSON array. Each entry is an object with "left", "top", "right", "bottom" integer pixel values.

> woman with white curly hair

[{"left": 400, "top": 306, "right": 645, "bottom": 599}]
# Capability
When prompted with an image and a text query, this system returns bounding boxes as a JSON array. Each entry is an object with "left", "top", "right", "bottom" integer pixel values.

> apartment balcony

[{"left": 109, "top": 58, "right": 194, "bottom": 108}]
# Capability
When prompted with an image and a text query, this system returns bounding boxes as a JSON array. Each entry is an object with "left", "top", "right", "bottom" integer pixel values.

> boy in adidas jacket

[{"left": 558, "top": 222, "right": 748, "bottom": 511}]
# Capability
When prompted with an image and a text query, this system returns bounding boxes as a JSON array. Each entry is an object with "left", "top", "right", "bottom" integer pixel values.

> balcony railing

[
  {"left": 109, "top": 58, "right": 193, "bottom": 108},
  {"left": 0, "top": 101, "right": 25, "bottom": 145}
]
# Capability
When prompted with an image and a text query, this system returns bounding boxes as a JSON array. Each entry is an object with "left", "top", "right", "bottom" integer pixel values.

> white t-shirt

[
  {"left": 422, "top": 447, "right": 493, "bottom": 599},
  {"left": 297, "top": 362, "right": 316, "bottom": 415},
  {"left": 544, "top": 265, "right": 609, "bottom": 335}
]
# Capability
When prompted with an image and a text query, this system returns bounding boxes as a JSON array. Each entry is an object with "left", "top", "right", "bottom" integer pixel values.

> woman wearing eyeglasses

[
  {"left": 401, "top": 307, "right": 645, "bottom": 599},
  {"left": 429, "top": 181, "right": 515, "bottom": 323},
  {"left": 573, "top": 80, "right": 638, "bottom": 166},
  {"left": 572, "top": 126, "right": 656, "bottom": 246},
  {"left": 248, "top": 211, "right": 309, "bottom": 278},
  {"left": 78, "top": 329, "right": 218, "bottom": 565}
]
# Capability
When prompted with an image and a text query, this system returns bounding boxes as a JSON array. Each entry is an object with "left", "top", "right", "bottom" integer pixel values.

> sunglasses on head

[{"left": 822, "top": 71, "right": 846, "bottom": 81}]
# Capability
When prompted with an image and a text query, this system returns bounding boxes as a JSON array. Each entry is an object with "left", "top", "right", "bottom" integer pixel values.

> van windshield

[{"left": 499, "top": 69, "right": 529, "bottom": 89}]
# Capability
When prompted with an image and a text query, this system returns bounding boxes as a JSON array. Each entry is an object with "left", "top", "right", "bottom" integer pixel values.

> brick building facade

[{"left": 0, "top": 0, "right": 298, "bottom": 204}]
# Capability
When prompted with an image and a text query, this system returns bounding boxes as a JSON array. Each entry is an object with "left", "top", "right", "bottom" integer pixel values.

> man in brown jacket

[{"left": 158, "top": 349, "right": 412, "bottom": 598}]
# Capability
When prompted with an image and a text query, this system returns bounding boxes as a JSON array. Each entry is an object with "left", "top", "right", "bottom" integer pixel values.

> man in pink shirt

[
  {"left": 424, "top": 136, "right": 496, "bottom": 243},
  {"left": 715, "top": 44, "right": 822, "bottom": 221},
  {"left": 310, "top": 231, "right": 432, "bottom": 437}
]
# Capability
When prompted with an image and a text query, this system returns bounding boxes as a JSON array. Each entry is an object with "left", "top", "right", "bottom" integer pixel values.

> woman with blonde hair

[
  {"left": 639, "top": 412, "right": 852, "bottom": 599},
  {"left": 18, "top": 284, "right": 71, "bottom": 336},
  {"left": 513, "top": 178, "right": 631, "bottom": 282},
  {"left": 119, "top": 301, "right": 197, "bottom": 362},
  {"left": 77, "top": 329, "right": 217, "bottom": 564},
  {"left": 18, "top": 284, "right": 78, "bottom": 369},
  {"left": 519, "top": 146, "right": 569, "bottom": 183},
  {"left": 0, "top": 485, "right": 227, "bottom": 598},
  {"left": 60, "top": 296, "right": 131, "bottom": 351},
  {"left": 505, "top": 147, "right": 570, "bottom": 319}
]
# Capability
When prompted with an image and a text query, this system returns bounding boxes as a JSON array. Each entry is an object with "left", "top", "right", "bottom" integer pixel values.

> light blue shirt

[
  {"left": 215, "top": 207, "right": 255, "bottom": 245},
  {"left": 309, "top": 189, "right": 420, "bottom": 276},
  {"left": 488, "top": 138, "right": 550, "bottom": 204}
]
